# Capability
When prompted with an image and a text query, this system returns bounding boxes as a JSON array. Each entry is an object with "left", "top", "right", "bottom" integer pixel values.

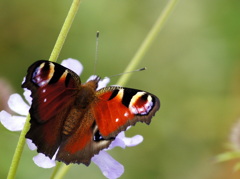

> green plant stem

[
  {"left": 49, "top": 0, "right": 81, "bottom": 62},
  {"left": 7, "top": 115, "right": 30, "bottom": 179},
  {"left": 7, "top": 0, "right": 81, "bottom": 179},
  {"left": 50, "top": 162, "right": 62, "bottom": 179},
  {"left": 117, "top": 0, "right": 178, "bottom": 86},
  {"left": 52, "top": 164, "right": 72, "bottom": 179}
]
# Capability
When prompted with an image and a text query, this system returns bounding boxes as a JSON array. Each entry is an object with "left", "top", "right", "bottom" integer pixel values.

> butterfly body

[{"left": 22, "top": 60, "right": 160, "bottom": 165}]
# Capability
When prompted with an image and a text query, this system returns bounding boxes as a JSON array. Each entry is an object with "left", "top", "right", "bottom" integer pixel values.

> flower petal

[
  {"left": 87, "top": 75, "right": 98, "bottom": 82},
  {"left": 61, "top": 58, "right": 83, "bottom": 76},
  {"left": 26, "top": 139, "right": 37, "bottom": 151},
  {"left": 87, "top": 75, "right": 110, "bottom": 90},
  {"left": 92, "top": 151, "right": 124, "bottom": 179},
  {"left": 122, "top": 134, "right": 143, "bottom": 147},
  {"left": 109, "top": 131, "right": 143, "bottom": 149},
  {"left": 0, "top": 111, "right": 26, "bottom": 131},
  {"left": 97, "top": 77, "right": 110, "bottom": 90},
  {"left": 108, "top": 132, "right": 127, "bottom": 149},
  {"left": 23, "top": 89, "right": 32, "bottom": 105},
  {"left": 33, "top": 153, "right": 56, "bottom": 168},
  {"left": 8, "top": 93, "right": 30, "bottom": 115}
]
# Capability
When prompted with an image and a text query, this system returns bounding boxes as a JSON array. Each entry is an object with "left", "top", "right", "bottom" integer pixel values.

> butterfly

[{"left": 22, "top": 60, "right": 160, "bottom": 166}]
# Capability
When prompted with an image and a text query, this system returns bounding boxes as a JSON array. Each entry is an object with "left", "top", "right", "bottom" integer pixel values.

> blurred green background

[{"left": 1, "top": 0, "right": 240, "bottom": 178}]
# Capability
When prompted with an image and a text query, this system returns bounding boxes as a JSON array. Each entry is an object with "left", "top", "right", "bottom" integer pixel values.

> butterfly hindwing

[
  {"left": 93, "top": 87, "right": 160, "bottom": 138},
  {"left": 56, "top": 109, "right": 112, "bottom": 165}
]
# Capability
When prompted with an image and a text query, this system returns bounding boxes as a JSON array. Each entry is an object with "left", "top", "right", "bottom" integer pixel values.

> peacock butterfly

[{"left": 22, "top": 60, "right": 160, "bottom": 166}]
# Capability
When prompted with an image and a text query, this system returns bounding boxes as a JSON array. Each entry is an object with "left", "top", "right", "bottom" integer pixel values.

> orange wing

[{"left": 93, "top": 87, "right": 160, "bottom": 138}]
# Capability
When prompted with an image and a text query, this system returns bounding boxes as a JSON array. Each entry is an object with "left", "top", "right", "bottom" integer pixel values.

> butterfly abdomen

[
  {"left": 62, "top": 108, "right": 83, "bottom": 136},
  {"left": 62, "top": 86, "right": 98, "bottom": 136}
]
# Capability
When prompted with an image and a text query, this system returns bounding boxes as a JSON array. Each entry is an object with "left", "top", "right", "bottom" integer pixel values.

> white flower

[
  {"left": 0, "top": 92, "right": 30, "bottom": 131},
  {"left": 0, "top": 58, "right": 144, "bottom": 179}
]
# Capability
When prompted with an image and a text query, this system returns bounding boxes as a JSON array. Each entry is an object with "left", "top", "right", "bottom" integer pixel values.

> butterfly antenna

[
  {"left": 93, "top": 31, "right": 100, "bottom": 75},
  {"left": 109, "top": 67, "right": 147, "bottom": 78}
]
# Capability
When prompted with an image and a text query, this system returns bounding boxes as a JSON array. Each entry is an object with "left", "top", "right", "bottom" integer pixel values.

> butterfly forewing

[{"left": 93, "top": 87, "right": 160, "bottom": 138}]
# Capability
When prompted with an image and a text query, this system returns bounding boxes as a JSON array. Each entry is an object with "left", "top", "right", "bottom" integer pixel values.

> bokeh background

[{"left": 1, "top": 0, "right": 240, "bottom": 178}]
